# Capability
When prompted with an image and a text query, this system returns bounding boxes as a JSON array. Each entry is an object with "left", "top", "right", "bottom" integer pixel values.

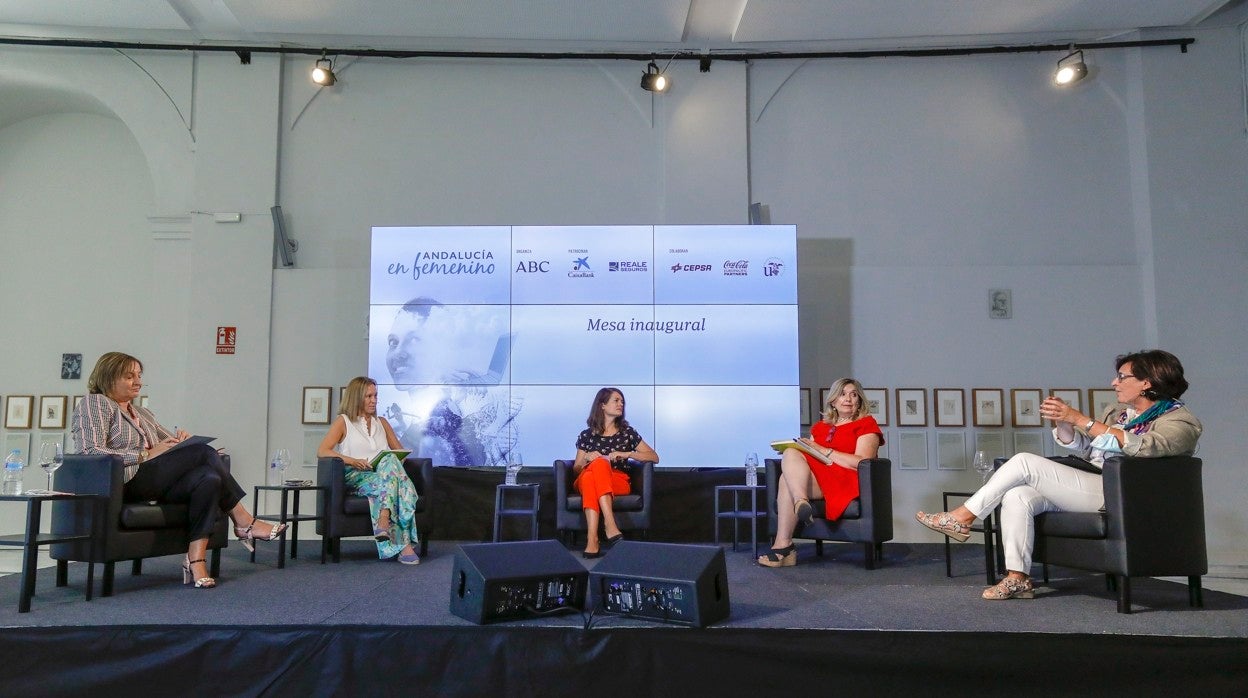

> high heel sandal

[
  {"left": 233, "top": 519, "right": 288, "bottom": 553},
  {"left": 794, "top": 499, "right": 814, "bottom": 526},
  {"left": 183, "top": 556, "right": 216, "bottom": 588},
  {"left": 758, "top": 544, "right": 797, "bottom": 568}
]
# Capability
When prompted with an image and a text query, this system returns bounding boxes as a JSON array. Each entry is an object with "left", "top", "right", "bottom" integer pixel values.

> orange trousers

[{"left": 574, "top": 457, "right": 631, "bottom": 512}]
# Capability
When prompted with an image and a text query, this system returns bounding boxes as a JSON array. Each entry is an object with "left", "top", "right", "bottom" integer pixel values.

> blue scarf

[{"left": 1118, "top": 399, "right": 1180, "bottom": 434}]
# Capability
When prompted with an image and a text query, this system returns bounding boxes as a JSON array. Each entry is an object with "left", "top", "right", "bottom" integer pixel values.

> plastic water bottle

[
  {"left": 505, "top": 452, "right": 523, "bottom": 486},
  {"left": 2, "top": 450, "right": 24, "bottom": 496},
  {"left": 269, "top": 454, "right": 281, "bottom": 486},
  {"left": 744, "top": 452, "right": 759, "bottom": 487}
]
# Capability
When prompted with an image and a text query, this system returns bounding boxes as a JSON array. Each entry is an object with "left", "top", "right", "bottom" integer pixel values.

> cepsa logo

[{"left": 671, "top": 263, "right": 713, "bottom": 273}]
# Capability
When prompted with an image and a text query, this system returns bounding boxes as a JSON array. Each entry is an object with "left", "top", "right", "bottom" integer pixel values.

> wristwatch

[
  {"left": 138, "top": 449, "right": 149, "bottom": 463},
  {"left": 1083, "top": 419, "right": 1095, "bottom": 431}
]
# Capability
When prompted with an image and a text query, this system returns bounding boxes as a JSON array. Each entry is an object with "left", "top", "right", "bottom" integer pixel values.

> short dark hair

[
  {"left": 1116, "top": 350, "right": 1189, "bottom": 400},
  {"left": 87, "top": 352, "right": 142, "bottom": 396}
]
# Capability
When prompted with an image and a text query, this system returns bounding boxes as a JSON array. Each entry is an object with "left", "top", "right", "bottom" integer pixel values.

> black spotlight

[
  {"left": 640, "top": 61, "right": 671, "bottom": 93},
  {"left": 1054, "top": 48, "right": 1088, "bottom": 86},
  {"left": 311, "top": 52, "right": 336, "bottom": 86}
]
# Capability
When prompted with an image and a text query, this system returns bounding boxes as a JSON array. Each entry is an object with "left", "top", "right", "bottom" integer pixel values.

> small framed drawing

[
  {"left": 862, "top": 388, "right": 888, "bottom": 426},
  {"left": 934, "top": 388, "right": 965, "bottom": 427},
  {"left": 38, "top": 396, "right": 68, "bottom": 430},
  {"left": 138, "top": 395, "right": 149, "bottom": 409},
  {"left": 799, "top": 388, "right": 812, "bottom": 426},
  {"left": 1089, "top": 389, "right": 1119, "bottom": 419},
  {"left": 895, "top": 388, "right": 927, "bottom": 427},
  {"left": 936, "top": 432, "right": 966, "bottom": 470},
  {"left": 1048, "top": 388, "right": 1082, "bottom": 413},
  {"left": 1010, "top": 389, "right": 1043, "bottom": 427},
  {"left": 897, "top": 431, "right": 928, "bottom": 470},
  {"left": 818, "top": 388, "right": 831, "bottom": 415},
  {"left": 5, "top": 395, "right": 34, "bottom": 429},
  {"left": 972, "top": 389, "right": 1004, "bottom": 427},
  {"left": 974, "top": 431, "right": 1007, "bottom": 461},
  {"left": 302, "top": 386, "right": 332, "bottom": 425}
]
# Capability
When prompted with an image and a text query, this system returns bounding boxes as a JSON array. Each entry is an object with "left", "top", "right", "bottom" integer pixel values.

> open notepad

[
  {"left": 147, "top": 435, "right": 216, "bottom": 463},
  {"left": 368, "top": 449, "right": 411, "bottom": 469},
  {"left": 770, "top": 439, "right": 832, "bottom": 465}
]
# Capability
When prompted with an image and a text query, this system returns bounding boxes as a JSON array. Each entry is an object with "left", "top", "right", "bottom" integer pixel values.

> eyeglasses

[{"left": 1114, "top": 372, "right": 1136, "bottom": 382}]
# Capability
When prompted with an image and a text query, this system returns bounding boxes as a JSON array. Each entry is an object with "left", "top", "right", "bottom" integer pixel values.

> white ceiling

[{"left": 0, "top": 0, "right": 1244, "bottom": 52}]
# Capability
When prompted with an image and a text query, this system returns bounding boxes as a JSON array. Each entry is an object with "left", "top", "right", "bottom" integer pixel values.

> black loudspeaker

[
  {"left": 449, "top": 540, "right": 587, "bottom": 624},
  {"left": 590, "top": 541, "right": 730, "bottom": 627}
]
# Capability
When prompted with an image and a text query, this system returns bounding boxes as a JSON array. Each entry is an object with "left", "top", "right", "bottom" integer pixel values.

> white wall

[{"left": 1, "top": 30, "right": 1244, "bottom": 567}]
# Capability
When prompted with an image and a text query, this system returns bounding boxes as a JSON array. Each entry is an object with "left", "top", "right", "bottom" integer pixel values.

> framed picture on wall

[
  {"left": 302, "top": 386, "right": 332, "bottom": 425},
  {"left": 897, "top": 432, "right": 928, "bottom": 470},
  {"left": 38, "top": 395, "right": 67, "bottom": 430},
  {"left": 934, "top": 388, "right": 965, "bottom": 427},
  {"left": 1048, "top": 388, "right": 1082, "bottom": 413},
  {"left": 73, "top": 395, "right": 84, "bottom": 414},
  {"left": 895, "top": 389, "right": 927, "bottom": 427},
  {"left": 862, "top": 388, "right": 888, "bottom": 426},
  {"left": 971, "top": 388, "right": 1004, "bottom": 427},
  {"left": 1089, "top": 389, "right": 1119, "bottom": 419},
  {"left": 936, "top": 431, "right": 966, "bottom": 470},
  {"left": 799, "top": 388, "right": 812, "bottom": 426},
  {"left": 1013, "top": 431, "right": 1045, "bottom": 457},
  {"left": 1010, "top": 389, "right": 1043, "bottom": 427},
  {"left": 818, "top": 388, "right": 831, "bottom": 416},
  {"left": 5, "top": 395, "right": 33, "bottom": 430}
]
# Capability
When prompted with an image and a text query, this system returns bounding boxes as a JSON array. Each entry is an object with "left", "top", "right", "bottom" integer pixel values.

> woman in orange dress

[{"left": 759, "top": 378, "right": 883, "bottom": 567}]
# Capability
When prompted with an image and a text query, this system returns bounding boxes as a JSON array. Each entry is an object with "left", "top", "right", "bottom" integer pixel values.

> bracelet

[{"left": 1084, "top": 419, "right": 1095, "bottom": 431}]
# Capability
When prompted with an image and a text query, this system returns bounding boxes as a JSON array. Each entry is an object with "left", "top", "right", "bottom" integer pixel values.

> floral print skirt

[{"left": 343, "top": 453, "right": 420, "bottom": 559}]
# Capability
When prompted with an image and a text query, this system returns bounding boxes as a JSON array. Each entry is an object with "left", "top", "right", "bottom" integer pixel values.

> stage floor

[{"left": 2, "top": 540, "right": 1245, "bottom": 636}]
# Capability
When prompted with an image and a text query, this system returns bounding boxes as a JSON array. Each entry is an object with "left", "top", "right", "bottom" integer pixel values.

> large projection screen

[{"left": 369, "top": 225, "right": 798, "bottom": 467}]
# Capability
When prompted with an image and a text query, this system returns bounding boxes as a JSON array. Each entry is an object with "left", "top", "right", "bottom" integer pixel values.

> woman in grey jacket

[{"left": 916, "top": 349, "right": 1201, "bottom": 600}]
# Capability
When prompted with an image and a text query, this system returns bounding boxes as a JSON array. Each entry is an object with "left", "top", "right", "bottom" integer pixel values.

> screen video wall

[{"left": 368, "top": 225, "right": 798, "bottom": 467}]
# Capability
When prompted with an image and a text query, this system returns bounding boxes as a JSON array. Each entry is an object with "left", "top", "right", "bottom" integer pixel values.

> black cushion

[
  {"left": 1036, "top": 512, "right": 1107, "bottom": 539},
  {"left": 564, "top": 493, "right": 644, "bottom": 512},
  {"left": 118, "top": 502, "right": 192, "bottom": 529}
]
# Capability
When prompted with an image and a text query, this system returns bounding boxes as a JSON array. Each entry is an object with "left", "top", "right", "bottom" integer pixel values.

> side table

[
  {"left": 251, "top": 484, "right": 324, "bottom": 568},
  {"left": 0, "top": 492, "right": 103, "bottom": 613},
  {"left": 494, "top": 483, "right": 540, "bottom": 542},
  {"left": 941, "top": 490, "right": 1003, "bottom": 585},
  {"left": 714, "top": 485, "right": 767, "bottom": 558}
]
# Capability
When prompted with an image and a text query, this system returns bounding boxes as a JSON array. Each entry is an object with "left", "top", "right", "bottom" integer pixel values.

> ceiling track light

[
  {"left": 640, "top": 60, "right": 671, "bottom": 93},
  {"left": 1053, "top": 48, "right": 1088, "bottom": 86},
  {"left": 311, "top": 51, "right": 336, "bottom": 86}
]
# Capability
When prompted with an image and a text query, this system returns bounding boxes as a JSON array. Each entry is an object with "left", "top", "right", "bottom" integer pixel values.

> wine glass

[
  {"left": 505, "top": 451, "right": 523, "bottom": 486},
  {"left": 39, "top": 441, "right": 64, "bottom": 492},
  {"left": 275, "top": 448, "right": 291, "bottom": 482},
  {"left": 971, "top": 450, "right": 993, "bottom": 484}
]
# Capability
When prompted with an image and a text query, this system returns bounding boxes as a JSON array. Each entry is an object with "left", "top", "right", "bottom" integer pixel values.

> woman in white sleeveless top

[{"left": 318, "top": 376, "right": 421, "bottom": 564}]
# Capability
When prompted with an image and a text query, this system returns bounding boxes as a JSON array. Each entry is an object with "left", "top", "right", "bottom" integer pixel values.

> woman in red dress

[{"left": 758, "top": 378, "right": 883, "bottom": 567}]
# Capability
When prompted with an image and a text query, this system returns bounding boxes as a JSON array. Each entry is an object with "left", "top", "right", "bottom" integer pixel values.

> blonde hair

[
  {"left": 822, "top": 378, "right": 869, "bottom": 422},
  {"left": 339, "top": 376, "right": 376, "bottom": 419},
  {"left": 87, "top": 352, "right": 142, "bottom": 397}
]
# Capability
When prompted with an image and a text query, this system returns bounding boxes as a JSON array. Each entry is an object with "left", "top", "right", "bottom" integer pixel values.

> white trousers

[{"left": 963, "top": 452, "right": 1105, "bottom": 575}]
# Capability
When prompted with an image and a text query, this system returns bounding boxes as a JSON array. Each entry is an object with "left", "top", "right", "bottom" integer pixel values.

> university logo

[{"left": 763, "top": 258, "right": 784, "bottom": 277}]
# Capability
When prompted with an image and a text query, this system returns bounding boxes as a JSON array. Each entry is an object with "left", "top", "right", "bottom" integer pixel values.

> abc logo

[{"left": 515, "top": 261, "right": 551, "bottom": 273}]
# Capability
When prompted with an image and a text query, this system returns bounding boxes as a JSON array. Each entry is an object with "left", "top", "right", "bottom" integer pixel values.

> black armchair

[
  {"left": 316, "top": 456, "right": 433, "bottom": 562},
  {"left": 553, "top": 459, "right": 654, "bottom": 545},
  {"left": 1032, "top": 455, "right": 1206, "bottom": 614},
  {"left": 764, "top": 457, "right": 893, "bottom": 569},
  {"left": 50, "top": 454, "right": 230, "bottom": 596}
]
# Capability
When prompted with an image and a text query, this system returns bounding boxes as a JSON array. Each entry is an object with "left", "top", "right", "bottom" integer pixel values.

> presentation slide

[{"left": 369, "top": 225, "right": 798, "bottom": 467}]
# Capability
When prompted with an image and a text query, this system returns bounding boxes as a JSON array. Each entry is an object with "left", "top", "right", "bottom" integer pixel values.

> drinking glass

[
  {"left": 505, "top": 452, "right": 523, "bottom": 486},
  {"left": 275, "top": 448, "right": 291, "bottom": 482},
  {"left": 971, "top": 450, "right": 993, "bottom": 484},
  {"left": 40, "top": 441, "right": 64, "bottom": 492}
]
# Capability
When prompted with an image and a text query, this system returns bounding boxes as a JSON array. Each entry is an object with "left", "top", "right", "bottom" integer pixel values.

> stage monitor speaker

[
  {"left": 449, "top": 540, "right": 587, "bottom": 624},
  {"left": 589, "top": 541, "right": 729, "bottom": 627}
]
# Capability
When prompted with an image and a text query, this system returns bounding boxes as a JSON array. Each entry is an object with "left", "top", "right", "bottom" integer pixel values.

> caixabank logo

[
  {"left": 670, "top": 263, "right": 713, "bottom": 273},
  {"left": 608, "top": 261, "right": 648, "bottom": 272},
  {"left": 569, "top": 254, "right": 594, "bottom": 278}
]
